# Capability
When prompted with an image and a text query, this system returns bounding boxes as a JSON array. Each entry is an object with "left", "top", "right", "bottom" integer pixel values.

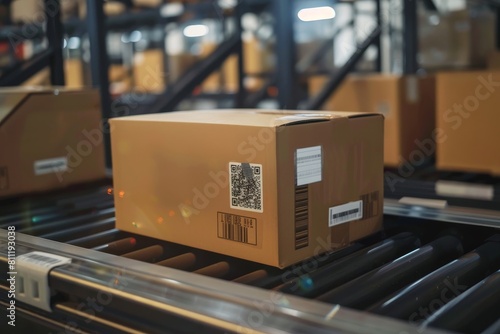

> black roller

[
  {"left": 368, "top": 239, "right": 500, "bottom": 322},
  {"left": 423, "top": 270, "right": 500, "bottom": 333},
  {"left": 482, "top": 318, "right": 500, "bottom": 334},
  {"left": 247, "top": 232, "right": 384, "bottom": 289},
  {"left": 40, "top": 217, "right": 115, "bottom": 241},
  {"left": 277, "top": 232, "right": 421, "bottom": 298},
  {"left": 317, "top": 235, "right": 464, "bottom": 309}
]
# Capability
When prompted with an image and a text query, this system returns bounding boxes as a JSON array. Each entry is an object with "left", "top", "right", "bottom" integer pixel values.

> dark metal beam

[
  {"left": 296, "top": 20, "right": 353, "bottom": 74},
  {"left": 304, "top": 26, "right": 382, "bottom": 111},
  {"left": 422, "top": 0, "right": 438, "bottom": 12},
  {"left": 45, "top": 0, "right": 65, "bottom": 85},
  {"left": 0, "top": 49, "right": 52, "bottom": 86},
  {"left": 274, "top": 0, "right": 298, "bottom": 109},
  {"left": 244, "top": 77, "right": 275, "bottom": 108},
  {"left": 374, "top": 0, "right": 382, "bottom": 72},
  {"left": 86, "top": 0, "right": 112, "bottom": 168},
  {"left": 146, "top": 33, "right": 241, "bottom": 114},
  {"left": 403, "top": 0, "right": 418, "bottom": 74},
  {"left": 234, "top": 2, "right": 245, "bottom": 108}
]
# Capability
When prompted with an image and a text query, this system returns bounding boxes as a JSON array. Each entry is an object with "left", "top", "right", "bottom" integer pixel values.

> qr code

[{"left": 229, "top": 162, "right": 263, "bottom": 212}]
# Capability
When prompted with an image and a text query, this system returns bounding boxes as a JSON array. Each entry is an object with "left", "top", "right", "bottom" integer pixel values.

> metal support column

[
  {"left": 45, "top": 0, "right": 65, "bottom": 85},
  {"left": 496, "top": 6, "right": 500, "bottom": 49},
  {"left": 374, "top": 0, "right": 382, "bottom": 72},
  {"left": 87, "top": 0, "right": 112, "bottom": 168},
  {"left": 235, "top": 3, "right": 245, "bottom": 108},
  {"left": 402, "top": 0, "right": 418, "bottom": 74},
  {"left": 274, "top": 0, "right": 298, "bottom": 109}
]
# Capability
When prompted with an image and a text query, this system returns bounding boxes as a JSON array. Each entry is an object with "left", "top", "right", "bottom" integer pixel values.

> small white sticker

[
  {"left": 406, "top": 76, "right": 419, "bottom": 103},
  {"left": 34, "top": 157, "right": 68, "bottom": 176},
  {"left": 229, "top": 162, "right": 263, "bottom": 213},
  {"left": 296, "top": 146, "right": 322, "bottom": 186},
  {"left": 16, "top": 251, "right": 72, "bottom": 312},
  {"left": 435, "top": 181, "right": 494, "bottom": 201},
  {"left": 329, "top": 200, "right": 363, "bottom": 227}
]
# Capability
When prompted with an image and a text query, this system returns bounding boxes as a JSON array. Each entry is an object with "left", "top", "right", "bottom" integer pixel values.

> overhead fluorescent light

[
  {"left": 183, "top": 24, "right": 209, "bottom": 38},
  {"left": 67, "top": 36, "right": 80, "bottom": 49},
  {"left": 297, "top": 6, "right": 336, "bottom": 22},
  {"left": 160, "top": 3, "right": 184, "bottom": 17},
  {"left": 129, "top": 30, "right": 142, "bottom": 43}
]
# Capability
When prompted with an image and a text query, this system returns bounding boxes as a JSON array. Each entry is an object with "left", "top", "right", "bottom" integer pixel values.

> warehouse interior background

[{"left": 1, "top": 0, "right": 500, "bottom": 333}]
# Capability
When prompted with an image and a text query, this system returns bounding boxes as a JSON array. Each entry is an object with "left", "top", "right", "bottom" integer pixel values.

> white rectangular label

[
  {"left": 435, "top": 180, "right": 494, "bottom": 201},
  {"left": 34, "top": 157, "right": 68, "bottom": 176},
  {"left": 329, "top": 200, "right": 363, "bottom": 227},
  {"left": 296, "top": 146, "right": 322, "bottom": 186},
  {"left": 229, "top": 162, "right": 263, "bottom": 213}
]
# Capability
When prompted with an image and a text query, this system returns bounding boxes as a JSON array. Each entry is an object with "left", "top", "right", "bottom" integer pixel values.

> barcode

[
  {"left": 295, "top": 185, "right": 309, "bottom": 249},
  {"left": 329, "top": 200, "right": 363, "bottom": 227},
  {"left": 19, "top": 253, "right": 67, "bottom": 267},
  {"left": 220, "top": 222, "right": 249, "bottom": 243},
  {"left": 229, "top": 162, "right": 263, "bottom": 213},
  {"left": 360, "top": 191, "right": 380, "bottom": 219},
  {"left": 217, "top": 212, "right": 257, "bottom": 245},
  {"left": 332, "top": 208, "right": 360, "bottom": 221}
]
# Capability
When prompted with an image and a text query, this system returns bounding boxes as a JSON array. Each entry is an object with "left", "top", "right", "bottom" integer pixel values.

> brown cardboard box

[
  {"left": 11, "top": 0, "right": 41, "bottom": 23},
  {"left": 133, "top": 50, "right": 165, "bottom": 93},
  {"left": 111, "top": 110, "right": 383, "bottom": 267},
  {"left": 168, "top": 53, "right": 198, "bottom": 83},
  {"left": 419, "top": 9, "right": 495, "bottom": 69},
  {"left": 22, "top": 68, "right": 50, "bottom": 86},
  {"left": 310, "top": 74, "right": 435, "bottom": 167},
  {"left": 436, "top": 71, "right": 500, "bottom": 175},
  {"left": 65, "top": 59, "right": 85, "bottom": 88},
  {"left": 0, "top": 87, "right": 106, "bottom": 197},
  {"left": 487, "top": 51, "right": 500, "bottom": 69}
]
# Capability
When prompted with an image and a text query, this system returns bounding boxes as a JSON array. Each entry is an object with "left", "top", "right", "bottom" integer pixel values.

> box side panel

[
  {"left": 0, "top": 91, "right": 106, "bottom": 197},
  {"left": 398, "top": 76, "right": 436, "bottom": 165},
  {"left": 313, "top": 75, "right": 402, "bottom": 166},
  {"left": 436, "top": 71, "right": 500, "bottom": 174},
  {"left": 111, "top": 120, "right": 280, "bottom": 266},
  {"left": 276, "top": 116, "right": 383, "bottom": 267}
]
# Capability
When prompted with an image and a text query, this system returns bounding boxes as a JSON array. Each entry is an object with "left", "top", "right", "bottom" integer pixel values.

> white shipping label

[
  {"left": 435, "top": 180, "right": 494, "bottom": 201},
  {"left": 34, "top": 157, "right": 68, "bottom": 176},
  {"left": 229, "top": 162, "right": 263, "bottom": 213},
  {"left": 296, "top": 146, "right": 322, "bottom": 186},
  {"left": 329, "top": 200, "right": 363, "bottom": 227},
  {"left": 406, "top": 76, "right": 419, "bottom": 103}
]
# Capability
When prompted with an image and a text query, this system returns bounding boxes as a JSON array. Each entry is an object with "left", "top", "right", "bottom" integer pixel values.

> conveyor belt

[{"left": 1, "top": 182, "right": 500, "bottom": 333}]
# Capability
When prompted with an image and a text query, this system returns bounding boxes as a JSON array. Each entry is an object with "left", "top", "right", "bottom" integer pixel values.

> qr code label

[{"left": 229, "top": 162, "right": 263, "bottom": 213}]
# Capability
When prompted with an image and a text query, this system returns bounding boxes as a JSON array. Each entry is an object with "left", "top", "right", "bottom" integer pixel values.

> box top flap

[
  {"left": 0, "top": 87, "right": 99, "bottom": 126},
  {"left": 0, "top": 92, "right": 29, "bottom": 124},
  {"left": 111, "top": 109, "right": 379, "bottom": 127}
]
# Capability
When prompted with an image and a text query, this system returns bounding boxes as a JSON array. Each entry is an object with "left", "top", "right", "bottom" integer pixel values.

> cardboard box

[
  {"left": 133, "top": 50, "right": 165, "bottom": 93},
  {"left": 111, "top": 110, "right": 383, "bottom": 267},
  {"left": 436, "top": 71, "right": 500, "bottom": 175},
  {"left": 65, "top": 59, "right": 85, "bottom": 88},
  {"left": 0, "top": 87, "right": 106, "bottom": 198},
  {"left": 419, "top": 9, "right": 495, "bottom": 69},
  {"left": 22, "top": 68, "right": 50, "bottom": 86},
  {"left": 309, "top": 74, "right": 435, "bottom": 167},
  {"left": 487, "top": 51, "right": 500, "bottom": 69}
]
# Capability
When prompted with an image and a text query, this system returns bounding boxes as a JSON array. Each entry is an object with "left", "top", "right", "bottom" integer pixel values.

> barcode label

[
  {"left": 16, "top": 251, "right": 72, "bottom": 312},
  {"left": 217, "top": 212, "right": 257, "bottom": 245},
  {"left": 295, "top": 185, "right": 309, "bottom": 249},
  {"left": 329, "top": 200, "right": 363, "bottom": 227},
  {"left": 296, "top": 146, "right": 322, "bottom": 186},
  {"left": 229, "top": 162, "right": 263, "bottom": 213},
  {"left": 360, "top": 191, "right": 380, "bottom": 219},
  {"left": 34, "top": 157, "right": 68, "bottom": 176},
  {"left": 17, "top": 252, "right": 71, "bottom": 268}
]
